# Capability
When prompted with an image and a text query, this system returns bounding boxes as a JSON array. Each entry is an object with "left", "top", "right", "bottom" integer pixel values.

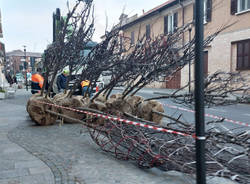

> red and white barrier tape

[
  {"left": 163, "top": 103, "right": 250, "bottom": 128},
  {"left": 35, "top": 100, "right": 196, "bottom": 139}
]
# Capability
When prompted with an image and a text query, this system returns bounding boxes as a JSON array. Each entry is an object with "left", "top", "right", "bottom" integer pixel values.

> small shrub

[{"left": 0, "top": 88, "right": 5, "bottom": 93}]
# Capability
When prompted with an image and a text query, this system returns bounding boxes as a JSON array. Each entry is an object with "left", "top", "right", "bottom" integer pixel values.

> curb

[{"left": 153, "top": 92, "right": 172, "bottom": 96}]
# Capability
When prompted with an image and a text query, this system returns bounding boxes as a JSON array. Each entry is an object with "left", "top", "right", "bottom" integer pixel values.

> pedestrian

[
  {"left": 12, "top": 75, "right": 18, "bottom": 91},
  {"left": 31, "top": 68, "right": 44, "bottom": 94},
  {"left": 13, "top": 75, "right": 17, "bottom": 84},
  {"left": 5, "top": 72, "right": 14, "bottom": 86},
  {"left": 81, "top": 80, "right": 92, "bottom": 97},
  {"left": 56, "top": 70, "right": 69, "bottom": 93}
]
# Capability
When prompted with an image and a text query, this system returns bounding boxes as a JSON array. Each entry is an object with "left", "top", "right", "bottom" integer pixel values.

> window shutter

[
  {"left": 164, "top": 15, "right": 168, "bottom": 35},
  {"left": 146, "top": 24, "right": 150, "bottom": 39},
  {"left": 237, "top": 42, "right": 244, "bottom": 69},
  {"left": 231, "top": 0, "right": 238, "bottom": 15},
  {"left": 206, "top": 0, "right": 212, "bottom": 22},
  {"left": 120, "top": 36, "right": 123, "bottom": 52},
  {"left": 244, "top": 41, "right": 250, "bottom": 69},
  {"left": 131, "top": 31, "right": 134, "bottom": 44},
  {"left": 174, "top": 12, "right": 178, "bottom": 31},
  {"left": 193, "top": 3, "right": 196, "bottom": 21}
]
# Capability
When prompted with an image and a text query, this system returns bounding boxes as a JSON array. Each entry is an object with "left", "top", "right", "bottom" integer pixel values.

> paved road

[
  {"left": 114, "top": 88, "right": 250, "bottom": 134},
  {"left": 0, "top": 89, "right": 240, "bottom": 184}
]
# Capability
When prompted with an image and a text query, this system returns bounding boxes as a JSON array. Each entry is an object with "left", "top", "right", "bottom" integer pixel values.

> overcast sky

[{"left": 0, "top": 0, "right": 168, "bottom": 53}]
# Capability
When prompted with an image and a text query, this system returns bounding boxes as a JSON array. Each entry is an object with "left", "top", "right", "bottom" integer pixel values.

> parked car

[
  {"left": 101, "top": 71, "right": 112, "bottom": 87},
  {"left": 67, "top": 75, "right": 104, "bottom": 96},
  {"left": 27, "top": 72, "right": 32, "bottom": 86},
  {"left": 16, "top": 73, "right": 25, "bottom": 83}
]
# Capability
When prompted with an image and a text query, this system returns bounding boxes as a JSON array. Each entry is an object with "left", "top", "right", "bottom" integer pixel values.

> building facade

[
  {"left": 6, "top": 50, "right": 42, "bottom": 75},
  {"left": 118, "top": 0, "right": 250, "bottom": 88},
  {"left": 0, "top": 9, "right": 5, "bottom": 66}
]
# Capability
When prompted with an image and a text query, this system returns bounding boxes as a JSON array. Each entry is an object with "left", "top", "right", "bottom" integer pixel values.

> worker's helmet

[{"left": 63, "top": 70, "right": 69, "bottom": 75}]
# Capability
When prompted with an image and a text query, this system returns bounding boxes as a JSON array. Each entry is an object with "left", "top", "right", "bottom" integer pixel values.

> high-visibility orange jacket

[
  {"left": 31, "top": 73, "right": 44, "bottom": 89},
  {"left": 81, "top": 80, "right": 90, "bottom": 88}
]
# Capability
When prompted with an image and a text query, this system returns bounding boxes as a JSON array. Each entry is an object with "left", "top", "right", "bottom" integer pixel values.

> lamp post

[
  {"left": 23, "top": 45, "right": 28, "bottom": 91},
  {"left": 188, "top": 24, "right": 192, "bottom": 93},
  {"left": 194, "top": 0, "right": 206, "bottom": 184}
]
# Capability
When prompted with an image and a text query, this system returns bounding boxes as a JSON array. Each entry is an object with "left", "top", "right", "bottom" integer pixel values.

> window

[
  {"left": 204, "top": 0, "right": 212, "bottom": 23},
  {"left": 193, "top": 0, "right": 212, "bottom": 23},
  {"left": 119, "top": 36, "right": 123, "bottom": 52},
  {"left": 236, "top": 39, "right": 250, "bottom": 70},
  {"left": 231, "top": 0, "right": 250, "bottom": 14},
  {"left": 146, "top": 24, "right": 150, "bottom": 39},
  {"left": 131, "top": 31, "right": 135, "bottom": 45},
  {"left": 164, "top": 16, "right": 168, "bottom": 35},
  {"left": 164, "top": 12, "right": 178, "bottom": 35},
  {"left": 204, "top": 0, "right": 208, "bottom": 23},
  {"left": 168, "top": 14, "right": 174, "bottom": 33},
  {"left": 238, "top": 0, "right": 250, "bottom": 12}
]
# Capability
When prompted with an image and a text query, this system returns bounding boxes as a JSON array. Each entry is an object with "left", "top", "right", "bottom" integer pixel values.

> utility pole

[
  {"left": 23, "top": 45, "right": 28, "bottom": 91},
  {"left": 194, "top": 0, "right": 206, "bottom": 184},
  {"left": 53, "top": 8, "right": 61, "bottom": 43}
]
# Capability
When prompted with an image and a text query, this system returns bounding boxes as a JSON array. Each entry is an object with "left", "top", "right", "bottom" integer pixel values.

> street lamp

[
  {"left": 23, "top": 45, "right": 28, "bottom": 91},
  {"left": 194, "top": 1, "right": 206, "bottom": 183},
  {"left": 188, "top": 24, "right": 192, "bottom": 93}
]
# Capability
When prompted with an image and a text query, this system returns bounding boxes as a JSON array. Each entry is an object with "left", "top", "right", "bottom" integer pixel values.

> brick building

[
  {"left": 6, "top": 50, "right": 42, "bottom": 75},
  {"left": 116, "top": 0, "right": 250, "bottom": 88}
]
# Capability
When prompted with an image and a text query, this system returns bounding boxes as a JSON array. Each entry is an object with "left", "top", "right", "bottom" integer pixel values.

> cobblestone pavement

[
  {"left": 1, "top": 89, "right": 237, "bottom": 184},
  {"left": 0, "top": 89, "right": 54, "bottom": 184}
]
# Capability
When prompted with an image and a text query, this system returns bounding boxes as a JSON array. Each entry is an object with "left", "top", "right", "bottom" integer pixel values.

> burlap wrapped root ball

[
  {"left": 88, "top": 93, "right": 130, "bottom": 125},
  {"left": 107, "top": 94, "right": 144, "bottom": 116},
  {"left": 124, "top": 95, "right": 144, "bottom": 115},
  {"left": 92, "top": 94, "right": 144, "bottom": 116},
  {"left": 137, "top": 100, "right": 164, "bottom": 124},
  {"left": 88, "top": 93, "right": 108, "bottom": 111},
  {"left": 95, "top": 93, "right": 108, "bottom": 103},
  {"left": 106, "top": 94, "right": 133, "bottom": 115},
  {"left": 53, "top": 90, "right": 70, "bottom": 101},
  {"left": 110, "top": 93, "right": 123, "bottom": 99},
  {"left": 88, "top": 99, "right": 107, "bottom": 125},
  {"left": 53, "top": 94, "right": 89, "bottom": 124},
  {"left": 26, "top": 94, "right": 57, "bottom": 126}
]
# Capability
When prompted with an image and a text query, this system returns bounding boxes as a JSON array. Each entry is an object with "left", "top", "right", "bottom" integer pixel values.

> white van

[{"left": 101, "top": 71, "right": 112, "bottom": 87}]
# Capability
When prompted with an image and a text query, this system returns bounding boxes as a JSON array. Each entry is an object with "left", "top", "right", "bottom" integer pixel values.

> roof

[
  {"left": 120, "top": 0, "right": 179, "bottom": 30},
  {"left": 6, "top": 50, "right": 42, "bottom": 57},
  {"left": 142, "top": 0, "right": 176, "bottom": 18}
]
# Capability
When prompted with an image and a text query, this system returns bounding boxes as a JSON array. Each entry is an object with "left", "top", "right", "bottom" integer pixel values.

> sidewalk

[
  {"left": 0, "top": 89, "right": 236, "bottom": 184},
  {"left": 0, "top": 89, "right": 54, "bottom": 184}
]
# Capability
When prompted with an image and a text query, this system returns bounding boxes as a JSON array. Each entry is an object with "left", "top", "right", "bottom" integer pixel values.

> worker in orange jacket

[
  {"left": 81, "top": 80, "right": 92, "bottom": 97},
  {"left": 31, "top": 68, "right": 44, "bottom": 94}
]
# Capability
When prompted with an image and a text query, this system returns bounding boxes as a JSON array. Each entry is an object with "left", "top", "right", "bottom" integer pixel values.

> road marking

[
  {"left": 163, "top": 103, "right": 250, "bottom": 127},
  {"left": 209, "top": 108, "right": 227, "bottom": 113},
  {"left": 220, "top": 125, "right": 233, "bottom": 134}
]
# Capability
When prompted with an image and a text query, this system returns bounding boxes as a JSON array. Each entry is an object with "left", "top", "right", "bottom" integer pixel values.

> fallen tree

[{"left": 26, "top": 1, "right": 250, "bottom": 183}]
